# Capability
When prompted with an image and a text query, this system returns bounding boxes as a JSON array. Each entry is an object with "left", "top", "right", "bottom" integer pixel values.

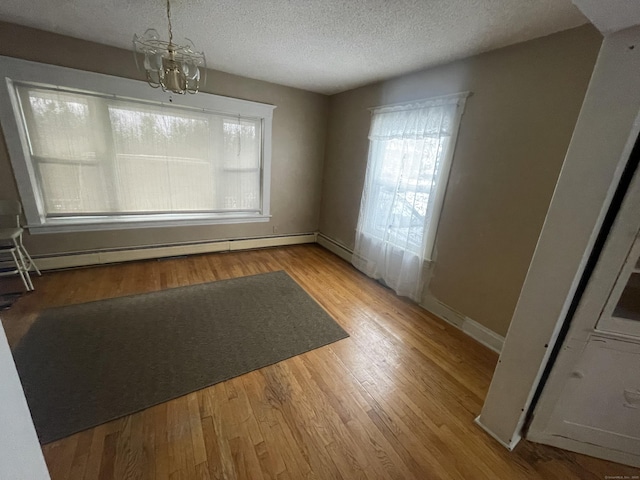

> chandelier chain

[{"left": 166, "top": 0, "right": 173, "bottom": 47}]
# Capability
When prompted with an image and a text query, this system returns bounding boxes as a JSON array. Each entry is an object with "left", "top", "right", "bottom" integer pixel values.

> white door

[{"left": 527, "top": 162, "right": 640, "bottom": 468}]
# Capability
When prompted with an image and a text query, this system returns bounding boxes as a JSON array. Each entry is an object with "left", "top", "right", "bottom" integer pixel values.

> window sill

[{"left": 27, "top": 213, "right": 271, "bottom": 234}]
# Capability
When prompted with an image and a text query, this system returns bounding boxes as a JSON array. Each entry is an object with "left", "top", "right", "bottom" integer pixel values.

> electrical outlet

[{"left": 273, "top": 225, "right": 278, "bottom": 234}]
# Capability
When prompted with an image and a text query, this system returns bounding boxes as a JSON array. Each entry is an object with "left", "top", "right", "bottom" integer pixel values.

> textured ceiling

[{"left": 0, "top": 0, "right": 588, "bottom": 94}]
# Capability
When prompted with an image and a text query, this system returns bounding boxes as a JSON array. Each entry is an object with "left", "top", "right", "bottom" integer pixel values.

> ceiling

[
  {"left": 573, "top": 0, "right": 640, "bottom": 34},
  {"left": 0, "top": 0, "right": 588, "bottom": 95}
]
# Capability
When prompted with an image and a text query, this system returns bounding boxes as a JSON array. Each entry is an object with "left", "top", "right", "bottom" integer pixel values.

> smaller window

[
  {"left": 352, "top": 93, "right": 468, "bottom": 301},
  {"left": 0, "top": 56, "right": 275, "bottom": 233}
]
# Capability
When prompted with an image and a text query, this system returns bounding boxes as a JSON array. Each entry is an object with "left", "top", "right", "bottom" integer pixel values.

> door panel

[
  {"left": 527, "top": 148, "right": 640, "bottom": 468},
  {"left": 544, "top": 336, "right": 640, "bottom": 455}
]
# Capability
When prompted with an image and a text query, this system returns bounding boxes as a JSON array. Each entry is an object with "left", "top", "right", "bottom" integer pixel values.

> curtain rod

[{"left": 368, "top": 91, "right": 472, "bottom": 113}]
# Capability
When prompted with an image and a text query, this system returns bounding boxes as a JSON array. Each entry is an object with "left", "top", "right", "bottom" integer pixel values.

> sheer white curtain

[{"left": 352, "top": 94, "right": 467, "bottom": 301}]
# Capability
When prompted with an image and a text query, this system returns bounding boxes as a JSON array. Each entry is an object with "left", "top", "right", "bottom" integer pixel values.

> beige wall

[
  {"left": 319, "top": 25, "right": 602, "bottom": 336},
  {"left": 0, "top": 22, "right": 329, "bottom": 255},
  {"left": 0, "top": 22, "right": 604, "bottom": 336},
  {"left": 481, "top": 24, "right": 640, "bottom": 452}
]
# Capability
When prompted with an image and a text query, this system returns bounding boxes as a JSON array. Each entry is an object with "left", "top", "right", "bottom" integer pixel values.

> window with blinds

[
  {"left": 0, "top": 56, "right": 275, "bottom": 233},
  {"left": 18, "top": 86, "right": 262, "bottom": 218}
]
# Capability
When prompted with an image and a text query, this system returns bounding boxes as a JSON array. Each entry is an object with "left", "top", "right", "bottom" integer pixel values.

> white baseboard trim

[
  {"left": 34, "top": 233, "right": 317, "bottom": 270},
  {"left": 316, "top": 233, "right": 353, "bottom": 263},
  {"left": 420, "top": 294, "right": 504, "bottom": 353},
  {"left": 229, "top": 233, "right": 317, "bottom": 251},
  {"left": 315, "top": 234, "right": 504, "bottom": 353},
  {"left": 475, "top": 415, "right": 521, "bottom": 451}
]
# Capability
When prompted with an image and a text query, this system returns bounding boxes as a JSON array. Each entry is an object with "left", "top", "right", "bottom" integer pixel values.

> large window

[
  {"left": 352, "top": 93, "right": 468, "bottom": 301},
  {"left": 0, "top": 56, "right": 275, "bottom": 233}
]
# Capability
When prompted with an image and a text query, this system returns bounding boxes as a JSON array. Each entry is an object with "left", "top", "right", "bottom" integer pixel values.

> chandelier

[{"left": 133, "top": 0, "right": 206, "bottom": 94}]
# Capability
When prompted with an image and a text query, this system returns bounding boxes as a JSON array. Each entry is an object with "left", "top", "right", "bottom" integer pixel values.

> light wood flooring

[{"left": 2, "top": 244, "right": 638, "bottom": 479}]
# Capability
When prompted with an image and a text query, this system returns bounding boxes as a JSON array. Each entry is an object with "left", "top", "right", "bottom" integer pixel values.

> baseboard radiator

[{"left": 34, "top": 233, "right": 317, "bottom": 271}]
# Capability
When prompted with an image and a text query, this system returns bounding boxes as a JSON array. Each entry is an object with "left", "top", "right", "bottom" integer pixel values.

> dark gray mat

[{"left": 12, "top": 270, "right": 349, "bottom": 444}]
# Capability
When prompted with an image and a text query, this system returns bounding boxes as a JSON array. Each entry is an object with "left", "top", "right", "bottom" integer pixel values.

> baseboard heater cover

[{"left": 33, "top": 233, "right": 317, "bottom": 270}]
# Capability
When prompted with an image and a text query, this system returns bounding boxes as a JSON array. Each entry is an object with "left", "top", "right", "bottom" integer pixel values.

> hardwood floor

[{"left": 1, "top": 244, "right": 638, "bottom": 479}]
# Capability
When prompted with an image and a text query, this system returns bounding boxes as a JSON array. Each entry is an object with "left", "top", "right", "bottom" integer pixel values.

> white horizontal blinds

[
  {"left": 16, "top": 85, "right": 262, "bottom": 217},
  {"left": 108, "top": 102, "right": 216, "bottom": 213},
  {"left": 19, "top": 89, "right": 110, "bottom": 215},
  {"left": 221, "top": 117, "right": 261, "bottom": 211}
]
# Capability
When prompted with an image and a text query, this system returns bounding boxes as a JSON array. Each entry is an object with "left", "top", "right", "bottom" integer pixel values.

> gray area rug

[{"left": 12, "top": 270, "right": 349, "bottom": 444}]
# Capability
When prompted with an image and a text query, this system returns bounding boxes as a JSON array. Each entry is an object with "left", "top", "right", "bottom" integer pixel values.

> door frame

[
  {"left": 476, "top": 25, "right": 640, "bottom": 451},
  {"left": 525, "top": 145, "right": 640, "bottom": 467}
]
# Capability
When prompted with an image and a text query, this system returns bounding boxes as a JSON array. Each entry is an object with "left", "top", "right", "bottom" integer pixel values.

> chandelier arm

[
  {"left": 132, "top": 38, "right": 141, "bottom": 71},
  {"left": 134, "top": 0, "right": 204, "bottom": 94},
  {"left": 186, "top": 79, "right": 200, "bottom": 94},
  {"left": 145, "top": 71, "right": 162, "bottom": 89}
]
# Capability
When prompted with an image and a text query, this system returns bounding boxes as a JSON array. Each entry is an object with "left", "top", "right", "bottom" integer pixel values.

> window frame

[{"left": 0, "top": 55, "right": 276, "bottom": 234}]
